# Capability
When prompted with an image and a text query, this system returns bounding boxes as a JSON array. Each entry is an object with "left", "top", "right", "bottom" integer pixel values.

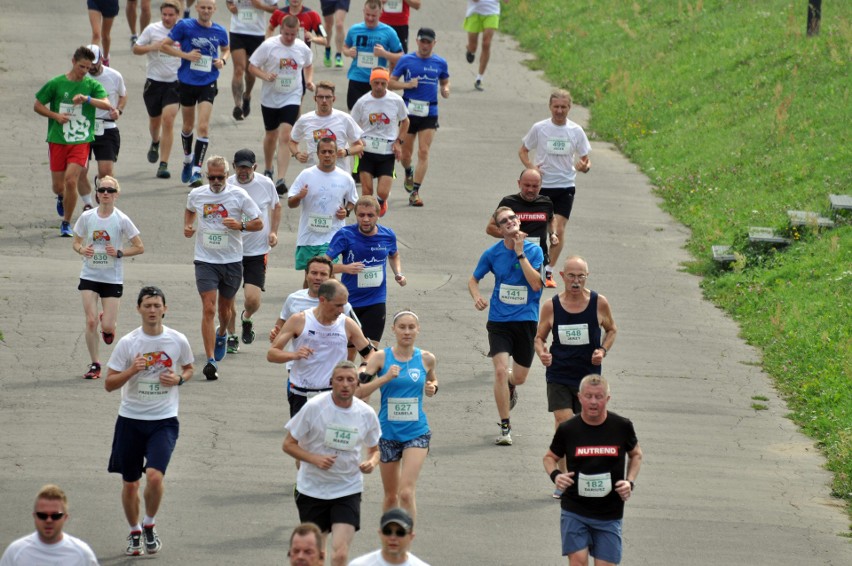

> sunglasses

[
  {"left": 207, "top": 175, "right": 226, "bottom": 181},
  {"left": 381, "top": 526, "right": 408, "bottom": 537},
  {"left": 497, "top": 214, "right": 518, "bottom": 226},
  {"left": 97, "top": 187, "right": 118, "bottom": 194},
  {"left": 35, "top": 512, "right": 65, "bottom": 521}
]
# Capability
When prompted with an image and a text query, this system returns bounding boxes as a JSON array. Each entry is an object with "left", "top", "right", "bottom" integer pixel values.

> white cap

[{"left": 85, "top": 44, "right": 102, "bottom": 65}]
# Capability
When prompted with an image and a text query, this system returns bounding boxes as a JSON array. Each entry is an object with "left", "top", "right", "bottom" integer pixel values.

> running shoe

[
  {"left": 324, "top": 51, "right": 332, "bottom": 68},
  {"left": 203, "top": 359, "right": 219, "bottom": 381},
  {"left": 156, "top": 162, "right": 171, "bottom": 179},
  {"left": 181, "top": 161, "right": 193, "bottom": 184},
  {"left": 465, "top": 50, "right": 475, "bottom": 64},
  {"left": 214, "top": 327, "right": 227, "bottom": 361},
  {"left": 143, "top": 525, "right": 161, "bottom": 555},
  {"left": 84, "top": 362, "right": 101, "bottom": 380},
  {"left": 495, "top": 426, "right": 513, "bottom": 446},
  {"left": 403, "top": 172, "right": 414, "bottom": 193},
  {"left": 241, "top": 311, "right": 255, "bottom": 344},
  {"left": 334, "top": 53, "right": 343, "bottom": 68},
  {"left": 544, "top": 272, "right": 557, "bottom": 288},
  {"left": 227, "top": 335, "right": 240, "bottom": 354},
  {"left": 102, "top": 56, "right": 109, "bottom": 67},
  {"left": 55, "top": 195, "right": 64, "bottom": 217},
  {"left": 60, "top": 221, "right": 73, "bottom": 237},
  {"left": 147, "top": 142, "right": 159, "bottom": 163},
  {"left": 474, "top": 79, "right": 484, "bottom": 91},
  {"left": 275, "top": 178, "right": 287, "bottom": 196},
  {"left": 82, "top": 204, "right": 93, "bottom": 212},
  {"left": 263, "top": 169, "right": 274, "bottom": 180},
  {"left": 126, "top": 531, "right": 144, "bottom": 556},
  {"left": 233, "top": 106, "right": 244, "bottom": 121},
  {"left": 509, "top": 382, "right": 518, "bottom": 410},
  {"left": 408, "top": 190, "right": 423, "bottom": 207},
  {"left": 379, "top": 199, "right": 388, "bottom": 217},
  {"left": 241, "top": 96, "right": 251, "bottom": 118},
  {"left": 188, "top": 172, "right": 203, "bottom": 188}
]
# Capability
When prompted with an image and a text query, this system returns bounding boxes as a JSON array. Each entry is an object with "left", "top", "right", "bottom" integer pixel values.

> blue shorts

[
  {"left": 560, "top": 509, "right": 622, "bottom": 564},
  {"left": 108, "top": 416, "right": 180, "bottom": 482},
  {"left": 379, "top": 431, "right": 431, "bottom": 463}
]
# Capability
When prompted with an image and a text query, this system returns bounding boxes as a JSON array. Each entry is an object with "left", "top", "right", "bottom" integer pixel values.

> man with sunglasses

[
  {"left": 185, "top": 155, "right": 263, "bottom": 380},
  {"left": 1, "top": 484, "right": 98, "bottom": 565},
  {"left": 290, "top": 81, "right": 364, "bottom": 191},
  {"left": 348, "top": 507, "right": 428, "bottom": 565},
  {"left": 390, "top": 27, "right": 450, "bottom": 208},
  {"left": 105, "top": 286, "right": 194, "bottom": 556},
  {"left": 469, "top": 206, "right": 544, "bottom": 446}
]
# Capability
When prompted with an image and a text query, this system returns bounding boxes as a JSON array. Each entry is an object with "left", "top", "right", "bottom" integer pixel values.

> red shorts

[{"left": 49, "top": 142, "right": 90, "bottom": 172}]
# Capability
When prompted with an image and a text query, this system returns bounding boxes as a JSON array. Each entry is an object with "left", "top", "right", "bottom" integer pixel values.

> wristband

[
  {"left": 345, "top": 148, "right": 349, "bottom": 156},
  {"left": 628, "top": 480, "right": 634, "bottom": 491},
  {"left": 549, "top": 469, "right": 561, "bottom": 484},
  {"left": 86, "top": 96, "right": 91, "bottom": 104},
  {"left": 432, "top": 384, "right": 438, "bottom": 394},
  {"left": 600, "top": 346, "right": 607, "bottom": 357},
  {"left": 178, "top": 376, "right": 185, "bottom": 386}
]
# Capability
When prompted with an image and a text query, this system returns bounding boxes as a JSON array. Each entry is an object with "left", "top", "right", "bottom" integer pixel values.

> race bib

[
  {"left": 274, "top": 72, "right": 298, "bottom": 93},
  {"left": 90, "top": 252, "right": 113, "bottom": 269},
  {"left": 59, "top": 102, "right": 87, "bottom": 143},
  {"left": 557, "top": 324, "right": 589, "bottom": 346},
  {"left": 357, "top": 265, "right": 384, "bottom": 288},
  {"left": 388, "top": 397, "right": 418, "bottom": 421},
  {"left": 238, "top": 8, "right": 258, "bottom": 22},
  {"left": 94, "top": 119, "right": 105, "bottom": 136},
  {"left": 407, "top": 99, "right": 429, "bottom": 117},
  {"left": 308, "top": 213, "right": 333, "bottom": 233},
  {"left": 384, "top": 0, "right": 403, "bottom": 13},
  {"left": 577, "top": 472, "right": 612, "bottom": 498},
  {"left": 324, "top": 423, "right": 360, "bottom": 451},
  {"left": 499, "top": 284, "right": 528, "bottom": 305},
  {"left": 203, "top": 231, "right": 229, "bottom": 249},
  {"left": 363, "top": 135, "right": 392, "bottom": 154},
  {"left": 357, "top": 51, "right": 377, "bottom": 68},
  {"left": 137, "top": 380, "right": 168, "bottom": 399},
  {"left": 190, "top": 55, "right": 213, "bottom": 72},
  {"left": 546, "top": 138, "right": 570, "bottom": 155}
]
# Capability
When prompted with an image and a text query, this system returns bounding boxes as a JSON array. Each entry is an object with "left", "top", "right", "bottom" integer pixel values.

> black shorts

[
  {"left": 295, "top": 491, "right": 361, "bottom": 533},
  {"left": 178, "top": 81, "right": 218, "bottom": 107},
  {"left": 390, "top": 24, "right": 409, "bottom": 53},
  {"left": 406, "top": 114, "right": 439, "bottom": 134},
  {"left": 486, "top": 320, "right": 537, "bottom": 368},
  {"left": 547, "top": 381, "right": 581, "bottom": 414},
  {"left": 320, "top": 0, "right": 350, "bottom": 17},
  {"left": 90, "top": 127, "right": 121, "bottom": 162},
  {"left": 143, "top": 79, "right": 180, "bottom": 117},
  {"left": 108, "top": 416, "right": 180, "bottom": 482},
  {"left": 353, "top": 303, "right": 386, "bottom": 343},
  {"left": 358, "top": 152, "right": 395, "bottom": 179},
  {"left": 229, "top": 32, "right": 264, "bottom": 56},
  {"left": 346, "top": 79, "right": 371, "bottom": 111},
  {"left": 78, "top": 278, "right": 123, "bottom": 298},
  {"left": 261, "top": 104, "right": 300, "bottom": 131},
  {"left": 194, "top": 260, "right": 243, "bottom": 299},
  {"left": 242, "top": 254, "right": 267, "bottom": 290},
  {"left": 88, "top": 0, "right": 119, "bottom": 18},
  {"left": 540, "top": 187, "right": 576, "bottom": 220}
]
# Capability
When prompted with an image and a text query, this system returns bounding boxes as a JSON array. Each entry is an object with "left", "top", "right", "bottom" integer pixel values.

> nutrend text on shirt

[{"left": 575, "top": 446, "right": 619, "bottom": 457}]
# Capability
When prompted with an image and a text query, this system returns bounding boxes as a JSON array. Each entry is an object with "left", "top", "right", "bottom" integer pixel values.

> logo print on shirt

[
  {"left": 408, "top": 368, "right": 421, "bottom": 382},
  {"left": 92, "top": 230, "right": 111, "bottom": 243},
  {"left": 575, "top": 446, "right": 619, "bottom": 457},
  {"left": 203, "top": 204, "right": 228, "bottom": 219},
  {"left": 312, "top": 128, "right": 337, "bottom": 142},
  {"left": 144, "top": 351, "right": 173, "bottom": 370},
  {"left": 279, "top": 58, "right": 298, "bottom": 70},
  {"left": 368, "top": 113, "right": 390, "bottom": 125}
]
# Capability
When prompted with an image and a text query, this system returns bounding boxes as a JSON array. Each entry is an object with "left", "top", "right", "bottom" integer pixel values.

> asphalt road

[{"left": 1, "top": 1, "right": 849, "bottom": 564}]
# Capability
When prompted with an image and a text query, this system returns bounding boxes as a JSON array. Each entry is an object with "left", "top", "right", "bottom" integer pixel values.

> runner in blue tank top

[{"left": 357, "top": 310, "right": 437, "bottom": 522}]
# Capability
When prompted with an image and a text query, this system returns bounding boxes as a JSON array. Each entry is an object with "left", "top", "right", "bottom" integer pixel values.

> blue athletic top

[
  {"left": 168, "top": 19, "right": 229, "bottom": 86},
  {"left": 547, "top": 291, "right": 602, "bottom": 387},
  {"left": 344, "top": 23, "right": 402, "bottom": 83},
  {"left": 392, "top": 53, "right": 450, "bottom": 117},
  {"left": 473, "top": 240, "right": 544, "bottom": 322},
  {"left": 326, "top": 224, "right": 398, "bottom": 308},
  {"left": 378, "top": 347, "right": 430, "bottom": 441}
]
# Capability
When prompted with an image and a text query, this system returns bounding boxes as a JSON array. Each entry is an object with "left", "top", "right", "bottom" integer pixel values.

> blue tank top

[
  {"left": 378, "top": 347, "right": 430, "bottom": 441},
  {"left": 546, "top": 291, "right": 602, "bottom": 387}
]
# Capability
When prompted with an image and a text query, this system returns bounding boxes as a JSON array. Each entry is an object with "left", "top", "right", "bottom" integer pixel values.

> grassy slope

[{"left": 502, "top": 0, "right": 851, "bottom": 521}]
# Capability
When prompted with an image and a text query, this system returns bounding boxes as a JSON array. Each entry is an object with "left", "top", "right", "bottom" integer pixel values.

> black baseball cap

[
  {"left": 416, "top": 28, "right": 436, "bottom": 42},
  {"left": 380, "top": 508, "right": 413, "bottom": 533},
  {"left": 233, "top": 149, "right": 256, "bottom": 167}
]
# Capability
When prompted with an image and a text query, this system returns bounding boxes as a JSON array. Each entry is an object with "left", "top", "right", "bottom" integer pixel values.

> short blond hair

[{"left": 35, "top": 484, "right": 68, "bottom": 512}]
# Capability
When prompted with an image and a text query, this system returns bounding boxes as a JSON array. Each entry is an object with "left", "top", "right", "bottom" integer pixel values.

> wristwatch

[
  {"left": 241, "top": 221, "right": 247, "bottom": 231},
  {"left": 517, "top": 253, "right": 525, "bottom": 260},
  {"left": 116, "top": 250, "right": 124, "bottom": 259}
]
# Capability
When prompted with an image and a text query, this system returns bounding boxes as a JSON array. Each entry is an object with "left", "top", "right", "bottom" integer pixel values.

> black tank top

[{"left": 547, "top": 291, "right": 601, "bottom": 386}]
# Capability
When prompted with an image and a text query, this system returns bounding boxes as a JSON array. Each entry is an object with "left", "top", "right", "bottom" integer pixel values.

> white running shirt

[
  {"left": 136, "top": 22, "right": 181, "bottom": 81},
  {"left": 0, "top": 533, "right": 98, "bottom": 566},
  {"left": 186, "top": 184, "right": 262, "bottom": 264},
  {"left": 348, "top": 549, "right": 430, "bottom": 566},
  {"left": 227, "top": 173, "right": 279, "bottom": 256},
  {"left": 228, "top": 0, "right": 277, "bottom": 35},
  {"left": 74, "top": 207, "right": 140, "bottom": 284},
  {"left": 351, "top": 91, "right": 408, "bottom": 156},
  {"left": 249, "top": 36, "right": 312, "bottom": 108},
  {"left": 291, "top": 109, "right": 363, "bottom": 171},
  {"left": 288, "top": 166, "right": 358, "bottom": 246},
  {"left": 522, "top": 118, "right": 592, "bottom": 188}
]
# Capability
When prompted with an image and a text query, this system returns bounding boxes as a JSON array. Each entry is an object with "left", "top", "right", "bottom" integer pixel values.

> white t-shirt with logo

[
  {"left": 74, "top": 207, "right": 140, "bottom": 284},
  {"left": 186, "top": 184, "right": 262, "bottom": 264},
  {"left": 285, "top": 391, "right": 381, "bottom": 499},
  {"left": 107, "top": 326, "right": 194, "bottom": 421},
  {"left": 522, "top": 118, "right": 592, "bottom": 188},
  {"left": 0, "top": 532, "right": 98, "bottom": 566},
  {"left": 288, "top": 166, "right": 358, "bottom": 246},
  {"left": 348, "top": 549, "right": 430, "bottom": 566},
  {"left": 291, "top": 109, "right": 363, "bottom": 171},
  {"left": 227, "top": 173, "right": 279, "bottom": 256},
  {"left": 229, "top": 0, "right": 277, "bottom": 35},
  {"left": 351, "top": 91, "right": 408, "bottom": 156},
  {"left": 249, "top": 36, "right": 313, "bottom": 108},
  {"left": 136, "top": 21, "right": 181, "bottom": 82}
]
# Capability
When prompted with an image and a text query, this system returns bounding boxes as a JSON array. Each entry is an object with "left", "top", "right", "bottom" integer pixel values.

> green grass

[{"left": 502, "top": 0, "right": 851, "bottom": 521}]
